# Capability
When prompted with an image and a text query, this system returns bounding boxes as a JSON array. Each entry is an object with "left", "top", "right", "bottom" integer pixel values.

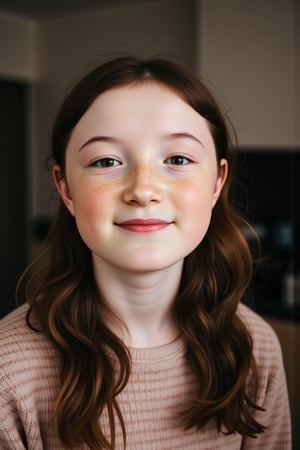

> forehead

[
  {"left": 90, "top": 81, "right": 188, "bottom": 113},
  {"left": 77, "top": 81, "right": 211, "bottom": 133}
]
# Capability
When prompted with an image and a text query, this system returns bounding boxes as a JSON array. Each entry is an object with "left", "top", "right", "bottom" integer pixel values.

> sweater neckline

[{"left": 129, "top": 334, "right": 185, "bottom": 363}]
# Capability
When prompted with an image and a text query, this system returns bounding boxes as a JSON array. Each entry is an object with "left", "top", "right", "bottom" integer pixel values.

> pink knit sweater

[{"left": 0, "top": 303, "right": 291, "bottom": 449}]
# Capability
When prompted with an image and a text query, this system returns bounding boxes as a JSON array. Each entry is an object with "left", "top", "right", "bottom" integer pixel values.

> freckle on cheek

[{"left": 87, "top": 181, "right": 120, "bottom": 194}]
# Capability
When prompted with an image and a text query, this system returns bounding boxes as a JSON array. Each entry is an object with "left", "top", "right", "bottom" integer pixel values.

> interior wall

[
  {"left": 32, "top": 0, "right": 196, "bottom": 218},
  {"left": 197, "top": 0, "right": 297, "bottom": 148},
  {"left": 0, "top": 11, "right": 37, "bottom": 81}
]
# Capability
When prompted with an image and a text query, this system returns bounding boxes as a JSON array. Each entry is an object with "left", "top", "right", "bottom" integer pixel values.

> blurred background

[{"left": 0, "top": 0, "right": 299, "bottom": 446}]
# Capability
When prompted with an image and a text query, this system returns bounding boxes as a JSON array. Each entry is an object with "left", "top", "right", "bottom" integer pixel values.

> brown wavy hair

[{"left": 25, "top": 56, "right": 264, "bottom": 449}]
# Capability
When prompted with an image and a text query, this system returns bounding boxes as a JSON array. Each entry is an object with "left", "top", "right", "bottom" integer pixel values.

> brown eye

[
  {"left": 165, "top": 155, "right": 191, "bottom": 165},
  {"left": 93, "top": 158, "right": 121, "bottom": 167}
]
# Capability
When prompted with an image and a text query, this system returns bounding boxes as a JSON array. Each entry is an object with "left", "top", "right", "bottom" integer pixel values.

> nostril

[{"left": 123, "top": 187, "right": 163, "bottom": 206}]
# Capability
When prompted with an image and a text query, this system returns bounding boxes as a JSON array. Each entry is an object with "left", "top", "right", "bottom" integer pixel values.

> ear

[
  {"left": 212, "top": 158, "right": 228, "bottom": 208},
  {"left": 52, "top": 164, "right": 75, "bottom": 216}
]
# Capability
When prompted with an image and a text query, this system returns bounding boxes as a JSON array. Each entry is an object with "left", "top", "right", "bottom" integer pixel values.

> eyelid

[
  {"left": 164, "top": 154, "right": 193, "bottom": 165},
  {"left": 90, "top": 157, "right": 122, "bottom": 168}
]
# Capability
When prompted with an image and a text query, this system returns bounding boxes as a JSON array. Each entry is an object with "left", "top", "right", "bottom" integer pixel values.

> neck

[{"left": 93, "top": 259, "right": 183, "bottom": 348}]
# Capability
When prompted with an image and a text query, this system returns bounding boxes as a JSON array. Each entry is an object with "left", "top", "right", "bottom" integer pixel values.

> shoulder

[
  {"left": 0, "top": 303, "right": 51, "bottom": 358},
  {"left": 236, "top": 306, "right": 291, "bottom": 447},
  {"left": 237, "top": 303, "right": 283, "bottom": 375},
  {"left": 237, "top": 302, "right": 279, "bottom": 340},
  {"left": 0, "top": 303, "right": 35, "bottom": 354},
  {"left": 237, "top": 303, "right": 281, "bottom": 351},
  {"left": 0, "top": 303, "right": 59, "bottom": 386},
  {"left": 0, "top": 306, "right": 62, "bottom": 448},
  {"left": 1, "top": 302, "right": 31, "bottom": 339}
]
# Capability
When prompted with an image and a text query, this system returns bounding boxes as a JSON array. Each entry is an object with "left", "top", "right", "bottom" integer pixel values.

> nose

[{"left": 122, "top": 164, "right": 163, "bottom": 206}]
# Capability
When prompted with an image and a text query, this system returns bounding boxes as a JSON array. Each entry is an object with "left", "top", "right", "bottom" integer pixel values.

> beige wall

[
  {"left": 197, "top": 0, "right": 298, "bottom": 148},
  {"left": 0, "top": 11, "right": 37, "bottom": 80}
]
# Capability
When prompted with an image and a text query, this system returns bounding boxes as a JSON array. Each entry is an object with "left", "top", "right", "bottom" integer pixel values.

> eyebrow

[
  {"left": 79, "top": 132, "right": 203, "bottom": 151},
  {"left": 164, "top": 132, "right": 203, "bottom": 146},
  {"left": 79, "top": 135, "right": 122, "bottom": 151}
]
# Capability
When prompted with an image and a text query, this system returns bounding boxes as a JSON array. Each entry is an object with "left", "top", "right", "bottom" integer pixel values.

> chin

[{"left": 119, "top": 255, "right": 184, "bottom": 274}]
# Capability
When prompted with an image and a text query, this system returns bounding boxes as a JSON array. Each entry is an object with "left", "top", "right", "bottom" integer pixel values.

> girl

[{"left": 0, "top": 56, "right": 291, "bottom": 449}]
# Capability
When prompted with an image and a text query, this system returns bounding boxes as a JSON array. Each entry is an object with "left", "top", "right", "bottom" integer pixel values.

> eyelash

[
  {"left": 91, "top": 157, "right": 121, "bottom": 168},
  {"left": 90, "top": 154, "right": 192, "bottom": 168},
  {"left": 164, "top": 155, "right": 192, "bottom": 165}
]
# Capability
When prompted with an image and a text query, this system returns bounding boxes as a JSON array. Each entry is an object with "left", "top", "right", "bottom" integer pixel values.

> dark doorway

[{"left": 0, "top": 80, "right": 28, "bottom": 318}]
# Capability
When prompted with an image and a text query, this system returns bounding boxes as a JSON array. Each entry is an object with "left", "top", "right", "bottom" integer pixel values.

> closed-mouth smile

[{"left": 115, "top": 218, "right": 173, "bottom": 233}]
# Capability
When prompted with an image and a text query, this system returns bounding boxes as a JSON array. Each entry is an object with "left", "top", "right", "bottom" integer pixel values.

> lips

[{"left": 115, "top": 218, "right": 172, "bottom": 233}]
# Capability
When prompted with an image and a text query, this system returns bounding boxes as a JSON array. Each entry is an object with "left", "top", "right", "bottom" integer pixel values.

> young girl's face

[{"left": 54, "top": 82, "right": 227, "bottom": 274}]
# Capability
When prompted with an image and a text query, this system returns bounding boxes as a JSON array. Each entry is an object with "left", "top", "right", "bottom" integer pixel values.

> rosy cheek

[
  {"left": 173, "top": 177, "right": 215, "bottom": 207},
  {"left": 76, "top": 195, "right": 101, "bottom": 218}
]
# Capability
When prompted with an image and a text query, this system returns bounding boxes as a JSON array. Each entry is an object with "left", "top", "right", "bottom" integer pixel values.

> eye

[
  {"left": 164, "top": 155, "right": 192, "bottom": 165},
  {"left": 92, "top": 157, "right": 121, "bottom": 168}
]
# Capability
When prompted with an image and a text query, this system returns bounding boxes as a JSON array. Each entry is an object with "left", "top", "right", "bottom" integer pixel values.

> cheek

[
  {"left": 174, "top": 178, "right": 216, "bottom": 242},
  {"left": 70, "top": 178, "right": 111, "bottom": 214},
  {"left": 174, "top": 175, "right": 217, "bottom": 215},
  {"left": 70, "top": 185, "right": 112, "bottom": 236},
  {"left": 182, "top": 192, "right": 213, "bottom": 231}
]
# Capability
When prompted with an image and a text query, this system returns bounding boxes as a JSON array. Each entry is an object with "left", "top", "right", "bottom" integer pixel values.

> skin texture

[{"left": 53, "top": 81, "right": 227, "bottom": 347}]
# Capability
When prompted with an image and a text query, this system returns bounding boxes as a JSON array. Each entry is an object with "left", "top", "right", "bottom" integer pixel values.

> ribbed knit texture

[{"left": 0, "top": 303, "right": 291, "bottom": 449}]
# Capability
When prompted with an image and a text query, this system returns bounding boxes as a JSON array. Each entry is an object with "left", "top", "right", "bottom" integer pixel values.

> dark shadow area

[{"left": 232, "top": 149, "right": 299, "bottom": 321}]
